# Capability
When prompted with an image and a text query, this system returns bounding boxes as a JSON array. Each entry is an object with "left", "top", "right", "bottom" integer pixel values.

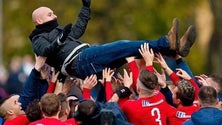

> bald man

[
  {"left": 0, "top": 95, "right": 29, "bottom": 125},
  {"left": 29, "top": 0, "right": 91, "bottom": 80},
  {"left": 29, "top": 0, "right": 196, "bottom": 80},
  {"left": 32, "top": 7, "right": 57, "bottom": 25}
]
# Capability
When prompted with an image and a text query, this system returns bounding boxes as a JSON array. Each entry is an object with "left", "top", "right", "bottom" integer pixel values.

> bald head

[
  {"left": 32, "top": 6, "right": 57, "bottom": 26},
  {"left": 0, "top": 95, "right": 25, "bottom": 119}
]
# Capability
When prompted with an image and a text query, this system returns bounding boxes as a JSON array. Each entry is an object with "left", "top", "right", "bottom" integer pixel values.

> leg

[
  {"left": 72, "top": 18, "right": 190, "bottom": 79},
  {"left": 75, "top": 36, "right": 170, "bottom": 79}
]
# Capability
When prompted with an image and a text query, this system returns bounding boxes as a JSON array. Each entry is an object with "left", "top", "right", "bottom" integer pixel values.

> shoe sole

[
  {"left": 174, "top": 18, "right": 180, "bottom": 52},
  {"left": 179, "top": 25, "right": 197, "bottom": 57}
]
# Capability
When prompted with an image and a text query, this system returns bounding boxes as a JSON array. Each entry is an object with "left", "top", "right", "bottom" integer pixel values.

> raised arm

[
  {"left": 155, "top": 53, "right": 180, "bottom": 84},
  {"left": 82, "top": 74, "right": 97, "bottom": 99},
  {"left": 100, "top": 68, "right": 115, "bottom": 101},
  {"left": 139, "top": 43, "right": 155, "bottom": 73},
  {"left": 176, "top": 68, "right": 199, "bottom": 100},
  {"left": 19, "top": 55, "right": 48, "bottom": 110},
  {"left": 125, "top": 56, "right": 139, "bottom": 91},
  {"left": 70, "top": 0, "right": 91, "bottom": 39}
]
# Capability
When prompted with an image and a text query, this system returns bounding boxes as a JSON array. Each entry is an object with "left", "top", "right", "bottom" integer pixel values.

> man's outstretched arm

[{"left": 70, "top": 0, "right": 91, "bottom": 39}]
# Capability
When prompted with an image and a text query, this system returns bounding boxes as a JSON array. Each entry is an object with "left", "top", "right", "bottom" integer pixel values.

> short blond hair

[
  {"left": 40, "top": 93, "right": 61, "bottom": 117},
  {"left": 0, "top": 95, "right": 17, "bottom": 118}
]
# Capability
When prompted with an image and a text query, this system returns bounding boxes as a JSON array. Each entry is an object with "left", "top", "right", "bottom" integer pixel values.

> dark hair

[
  {"left": 57, "top": 93, "right": 69, "bottom": 118},
  {"left": 198, "top": 86, "right": 217, "bottom": 106},
  {"left": 25, "top": 99, "right": 42, "bottom": 122},
  {"left": 74, "top": 100, "right": 100, "bottom": 125},
  {"left": 68, "top": 96, "right": 79, "bottom": 119},
  {"left": 176, "top": 79, "right": 195, "bottom": 106},
  {"left": 139, "top": 69, "right": 158, "bottom": 90}
]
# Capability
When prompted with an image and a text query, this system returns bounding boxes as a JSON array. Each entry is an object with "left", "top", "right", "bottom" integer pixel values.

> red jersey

[
  {"left": 29, "top": 118, "right": 66, "bottom": 125},
  {"left": 64, "top": 118, "right": 77, "bottom": 125},
  {"left": 120, "top": 91, "right": 177, "bottom": 125},
  {"left": 169, "top": 104, "right": 199, "bottom": 125},
  {"left": 4, "top": 115, "right": 29, "bottom": 125}
]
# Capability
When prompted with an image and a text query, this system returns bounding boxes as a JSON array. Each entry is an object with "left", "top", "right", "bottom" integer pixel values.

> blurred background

[{"left": 0, "top": 0, "right": 221, "bottom": 77}]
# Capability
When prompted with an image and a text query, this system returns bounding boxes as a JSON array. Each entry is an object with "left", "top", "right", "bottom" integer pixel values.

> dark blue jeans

[{"left": 74, "top": 36, "right": 170, "bottom": 79}]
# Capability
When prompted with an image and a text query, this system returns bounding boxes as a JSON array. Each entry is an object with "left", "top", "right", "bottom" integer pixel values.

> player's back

[{"left": 122, "top": 91, "right": 176, "bottom": 125}]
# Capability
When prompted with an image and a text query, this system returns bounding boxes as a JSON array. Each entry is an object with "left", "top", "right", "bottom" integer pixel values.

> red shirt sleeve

[
  {"left": 169, "top": 72, "right": 181, "bottom": 85},
  {"left": 189, "top": 78, "right": 200, "bottom": 100},
  {"left": 47, "top": 82, "right": 56, "bottom": 93},
  {"left": 127, "top": 61, "right": 139, "bottom": 91},
  {"left": 146, "top": 65, "right": 155, "bottom": 73},
  {"left": 105, "top": 81, "right": 113, "bottom": 101},
  {"left": 82, "top": 88, "right": 91, "bottom": 99}
]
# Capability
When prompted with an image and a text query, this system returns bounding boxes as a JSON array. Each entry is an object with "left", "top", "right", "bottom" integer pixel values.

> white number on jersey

[{"left": 151, "top": 107, "right": 162, "bottom": 125}]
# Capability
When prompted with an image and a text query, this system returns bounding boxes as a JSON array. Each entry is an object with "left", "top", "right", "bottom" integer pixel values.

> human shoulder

[
  {"left": 29, "top": 118, "right": 66, "bottom": 125},
  {"left": 4, "top": 115, "right": 29, "bottom": 125}
]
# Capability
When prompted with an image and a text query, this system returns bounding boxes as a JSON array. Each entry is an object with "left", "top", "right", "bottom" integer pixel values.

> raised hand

[
  {"left": 34, "top": 54, "right": 51, "bottom": 80},
  {"left": 50, "top": 67, "right": 60, "bottom": 83},
  {"left": 195, "top": 74, "right": 208, "bottom": 86},
  {"left": 139, "top": 43, "right": 154, "bottom": 66},
  {"left": 62, "top": 77, "right": 76, "bottom": 95},
  {"left": 82, "top": 0, "right": 91, "bottom": 7},
  {"left": 155, "top": 53, "right": 173, "bottom": 76},
  {"left": 123, "top": 69, "right": 133, "bottom": 88},
  {"left": 154, "top": 68, "right": 167, "bottom": 88},
  {"left": 57, "top": 23, "right": 72, "bottom": 45},
  {"left": 82, "top": 74, "right": 97, "bottom": 89},
  {"left": 155, "top": 53, "right": 168, "bottom": 70},
  {"left": 34, "top": 54, "right": 47, "bottom": 71},
  {"left": 176, "top": 68, "right": 191, "bottom": 80},
  {"left": 53, "top": 80, "right": 63, "bottom": 95},
  {"left": 99, "top": 68, "right": 115, "bottom": 85}
]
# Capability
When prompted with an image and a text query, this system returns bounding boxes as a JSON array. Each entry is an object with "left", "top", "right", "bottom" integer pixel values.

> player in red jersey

[
  {"left": 0, "top": 95, "right": 29, "bottom": 125},
  {"left": 155, "top": 51, "right": 200, "bottom": 125},
  {"left": 29, "top": 93, "right": 66, "bottom": 125},
  {"left": 168, "top": 79, "right": 199, "bottom": 125},
  {"left": 120, "top": 43, "right": 199, "bottom": 125},
  {"left": 117, "top": 69, "right": 177, "bottom": 125},
  {"left": 111, "top": 44, "right": 178, "bottom": 125}
]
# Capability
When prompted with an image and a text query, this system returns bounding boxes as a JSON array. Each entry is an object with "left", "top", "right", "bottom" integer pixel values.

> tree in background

[
  {"left": 207, "top": 0, "right": 222, "bottom": 74},
  {"left": 4, "top": 0, "right": 216, "bottom": 75}
]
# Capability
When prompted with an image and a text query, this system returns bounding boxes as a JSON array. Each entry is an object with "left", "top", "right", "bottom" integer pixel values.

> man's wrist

[{"left": 34, "top": 66, "right": 41, "bottom": 72}]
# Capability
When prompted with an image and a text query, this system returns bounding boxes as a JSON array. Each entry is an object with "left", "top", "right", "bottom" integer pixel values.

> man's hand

[
  {"left": 34, "top": 54, "right": 47, "bottom": 72},
  {"left": 50, "top": 68, "right": 60, "bottom": 83},
  {"left": 57, "top": 23, "right": 72, "bottom": 45},
  {"left": 123, "top": 69, "right": 133, "bottom": 88},
  {"left": 139, "top": 43, "right": 154, "bottom": 66},
  {"left": 82, "top": 0, "right": 91, "bottom": 7},
  {"left": 83, "top": 74, "right": 97, "bottom": 89},
  {"left": 99, "top": 68, "right": 114, "bottom": 85},
  {"left": 176, "top": 68, "right": 191, "bottom": 80}
]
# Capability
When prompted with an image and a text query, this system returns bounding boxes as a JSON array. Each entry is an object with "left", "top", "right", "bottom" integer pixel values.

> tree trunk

[{"left": 207, "top": 0, "right": 222, "bottom": 73}]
